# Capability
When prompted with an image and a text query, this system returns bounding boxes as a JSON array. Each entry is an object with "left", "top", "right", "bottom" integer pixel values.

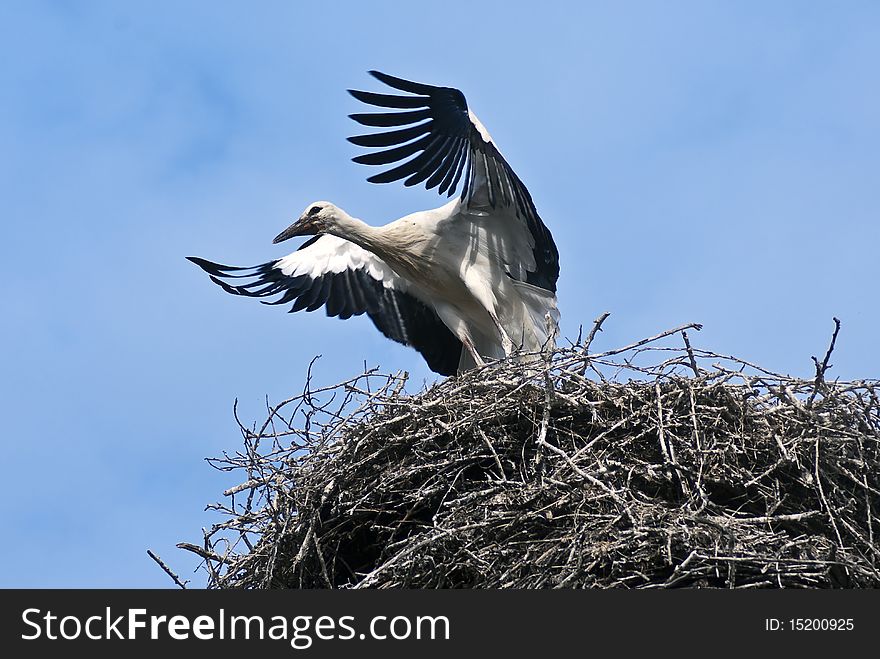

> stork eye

[{"left": 308, "top": 206, "right": 321, "bottom": 216}]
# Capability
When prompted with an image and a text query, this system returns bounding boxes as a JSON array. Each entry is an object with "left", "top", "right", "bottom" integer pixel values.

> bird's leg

[
  {"left": 490, "top": 312, "right": 515, "bottom": 356},
  {"left": 462, "top": 336, "right": 486, "bottom": 367}
]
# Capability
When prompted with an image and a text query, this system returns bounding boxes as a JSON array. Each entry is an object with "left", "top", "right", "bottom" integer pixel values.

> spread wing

[
  {"left": 187, "top": 235, "right": 462, "bottom": 375},
  {"left": 347, "top": 70, "right": 559, "bottom": 293}
]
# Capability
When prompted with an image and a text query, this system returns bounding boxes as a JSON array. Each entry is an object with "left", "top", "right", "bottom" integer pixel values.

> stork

[{"left": 188, "top": 71, "right": 560, "bottom": 375}]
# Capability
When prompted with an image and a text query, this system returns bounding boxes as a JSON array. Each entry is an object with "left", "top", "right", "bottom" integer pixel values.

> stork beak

[{"left": 273, "top": 217, "right": 316, "bottom": 244}]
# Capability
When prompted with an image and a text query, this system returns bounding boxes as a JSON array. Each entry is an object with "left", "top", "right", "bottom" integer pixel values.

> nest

[{"left": 174, "top": 319, "right": 880, "bottom": 588}]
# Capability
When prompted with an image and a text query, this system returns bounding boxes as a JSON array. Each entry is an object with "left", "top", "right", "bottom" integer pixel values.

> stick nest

[{"left": 179, "top": 322, "right": 880, "bottom": 588}]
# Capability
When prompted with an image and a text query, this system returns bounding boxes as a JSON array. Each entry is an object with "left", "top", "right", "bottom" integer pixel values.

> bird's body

[{"left": 189, "top": 72, "right": 560, "bottom": 375}]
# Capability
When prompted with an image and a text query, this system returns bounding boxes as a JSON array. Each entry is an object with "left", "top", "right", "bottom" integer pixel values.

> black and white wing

[
  {"left": 347, "top": 70, "right": 560, "bottom": 293},
  {"left": 187, "top": 235, "right": 462, "bottom": 375}
]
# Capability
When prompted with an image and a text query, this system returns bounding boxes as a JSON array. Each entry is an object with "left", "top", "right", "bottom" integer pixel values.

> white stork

[{"left": 188, "top": 71, "right": 560, "bottom": 375}]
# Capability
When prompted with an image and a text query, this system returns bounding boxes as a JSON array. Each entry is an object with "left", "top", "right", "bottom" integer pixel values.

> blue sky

[{"left": 1, "top": 1, "right": 877, "bottom": 587}]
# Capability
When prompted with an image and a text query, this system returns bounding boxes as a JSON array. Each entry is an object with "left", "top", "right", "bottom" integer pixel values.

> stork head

[{"left": 273, "top": 201, "right": 345, "bottom": 244}]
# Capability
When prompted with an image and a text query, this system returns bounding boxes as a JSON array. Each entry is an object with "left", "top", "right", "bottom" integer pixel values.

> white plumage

[{"left": 189, "top": 71, "right": 560, "bottom": 375}]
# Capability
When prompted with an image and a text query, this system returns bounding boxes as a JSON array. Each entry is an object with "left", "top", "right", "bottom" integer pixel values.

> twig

[
  {"left": 588, "top": 322, "right": 703, "bottom": 360},
  {"left": 576, "top": 311, "right": 611, "bottom": 376},
  {"left": 807, "top": 317, "right": 842, "bottom": 407},
  {"left": 176, "top": 542, "right": 225, "bottom": 563},
  {"left": 147, "top": 549, "right": 188, "bottom": 589},
  {"left": 682, "top": 330, "right": 700, "bottom": 377},
  {"left": 584, "top": 312, "right": 611, "bottom": 353}
]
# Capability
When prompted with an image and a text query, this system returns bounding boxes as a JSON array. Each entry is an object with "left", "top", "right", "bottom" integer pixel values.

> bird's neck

[
  {"left": 328, "top": 213, "right": 421, "bottom": 282},
  {"left": 328, "top": 214, "right": 388, "bottom": 256}
]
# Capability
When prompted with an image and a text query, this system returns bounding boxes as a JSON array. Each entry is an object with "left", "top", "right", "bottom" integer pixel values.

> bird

[{"left": 188, "top": 71, "right": 560, "bottom": 376}]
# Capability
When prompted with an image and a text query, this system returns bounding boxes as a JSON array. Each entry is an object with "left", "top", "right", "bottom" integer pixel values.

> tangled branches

[{"left": 175, "top": 319, "right": 880, "bottom": 588}]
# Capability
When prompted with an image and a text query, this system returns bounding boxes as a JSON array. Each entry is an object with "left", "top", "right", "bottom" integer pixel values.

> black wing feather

[
  {"left": 403, "top": 134, "right": 457, "bottom": 187},
  {"left": 352, "top": 133, "right": 433, "bottom": 166},
  {"left": 349, "top": 109, "right": 432, "bottom": 128},
  {"left": 187, "top": 255, "right": 462, "bottom": 376},
  {"left": 347, "top": 123, "right": 433, "bottom": 148},
  {"left": 368, "top": 70, "right": 437, "bottom": 95},
  {"left": 347, "top": 89, "right": 428, "bottom": 109}
]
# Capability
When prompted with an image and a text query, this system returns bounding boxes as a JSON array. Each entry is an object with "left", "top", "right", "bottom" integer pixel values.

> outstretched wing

[
  {"left": 187, "top": 235, "right": 462, "bottom": 375},
  {"left": 348, "top": 70, "right": 559, "bottom": 293}
]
